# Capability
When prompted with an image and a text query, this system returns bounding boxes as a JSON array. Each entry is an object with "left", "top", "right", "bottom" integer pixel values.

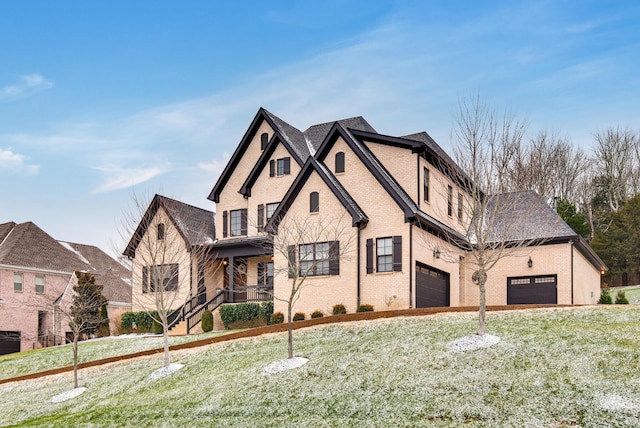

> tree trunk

[
  {"left": 477, "top": 276, "right": 486, "bottom": 336},
  {"left": 73, "top": 335, "right": 79, "bottom": 389},
  {"left": 163, "top": 324, "right": 171, "bottom": 368},
  {"left": 287, "top": 300, "right": 293, "bottom": 359}
]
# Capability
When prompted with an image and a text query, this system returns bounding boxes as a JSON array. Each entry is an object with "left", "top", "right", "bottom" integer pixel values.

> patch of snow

[
  {"left": 51, "top": 387, "right": 86, "bottom": 403},
  {"left": 448, "top": 334, "right": 500, "bottom": 353},
  {"left": 148, "top": 363, "right": 184, "bottom": 381},
  {"left": 263, "top": 357, "right": 309, "bottom": 375},
  {"left": 599, "top": 394, "right": 637, "bottom": 412}
]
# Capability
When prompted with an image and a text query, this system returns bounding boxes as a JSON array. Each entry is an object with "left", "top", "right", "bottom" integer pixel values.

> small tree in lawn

[
  {"left": 68, "top": 271, "right": 107, "bottom": 388},
  {"left": 429, "top": 96, "right": 544, "bottom": 336},
  {"left": 264, "top": 213, "right": 354, "bottom": 359}
]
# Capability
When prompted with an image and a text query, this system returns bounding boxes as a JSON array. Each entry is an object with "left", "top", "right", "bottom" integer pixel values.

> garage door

[
  {"left": 416, "top": 262, "right": 450, "bottom": 308},
  {"left": 507, "top": 275, "right": 557, "bottom": 305},
  {"left": 0, "top": 331, "right": 21, "bottom": 355}
]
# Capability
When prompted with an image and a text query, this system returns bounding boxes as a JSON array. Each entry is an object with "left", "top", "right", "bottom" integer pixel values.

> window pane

[
  {"left": 424, "top": 168, "right": 430, "bottom": 202},
  {"left": 277, "top": 158, "right": 285, "bottom": 176},
  {"left": 230, "top": 210, "right": 242, "bottom": 236},
  {"left": 14, "top": 273, "right": 23, "bottom": 292},
  {"left": 266, "top": 203, "right": 279, "bottom": 220},
  {"left": 377, "top": 238, "right": 393, "bottom": 272},
  {"left": 335, "top": 152, "right": 345, "bottom": 173},
  {"left": 35, "top": 275, "right": 45, "bottom": 293}
]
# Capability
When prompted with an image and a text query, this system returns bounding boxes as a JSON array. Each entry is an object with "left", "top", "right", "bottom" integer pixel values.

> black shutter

[
  {"left": 284, "top": 157, "right": 290, "bottom": 174},
  {"left": 142, "top": 266, "right": 149, "bottom": 293},
  {"left": 222, "top": 211, "right": 228, "bottom": 238},
  {"left": 257, "top": 204, "right": 264, "bottom": 232},
  {"left": 366, "top": 239, "right": 373, "bottom": 274},
  {"left": 329, "top": 240, "right": 340, "bottom": 275},
  {"left": 241, "top": 209, "right": 248, "bottom": 235},
  {"left": 261, "top": 133, "right": 268, "bottom": 150},
  {"left": 269, "top": 160, "right": 275, "bottom": 177},
  {"left": 393, "top": 236, "right": 402, "bottom": 272},
  {"left": 288, "top": 245, "right": 296, "bottom": 278},
  {"left": 257, "top": 262, "right": 265, "bottom": 286}
]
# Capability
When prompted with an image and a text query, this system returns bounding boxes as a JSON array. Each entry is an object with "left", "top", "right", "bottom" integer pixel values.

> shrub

[
  {"left": 270, "top": 312, "right": 284, "bottom": 324},
  {"left": 293, "top": 312, "right": 306, "bottom": 321},
  {"left": 332, "top": 304, "right": 347, "bottom": 315},
  {"left": 259, "top": 301, "right": 274, "bottom": 324},
  {"left": 311, "top": 310, "right": 324, "bottom": 319},
  {"left": 201, "top": 310, "right": 214, "bottom": 332},
  {"left": 219, "top": 303, "right": 266, "bottom": 329},
  {"left": 152, "top": 319, "right": 164, "bottom": 334},
  {"left": 615, "top": 290, "right": 629, "bottom": 304},
  {"left": 357, "top": 304, "right": 374, "bottom": 312},
  {"left": 121, "top": 312, "right": 136, "bottom": 331},
  {"left": 598, "top": 289, "right": 613, "bottom": 304}
]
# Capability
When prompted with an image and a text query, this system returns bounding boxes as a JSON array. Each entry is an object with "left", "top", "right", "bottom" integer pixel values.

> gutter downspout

[
  {"left": 357, "top": 224, "right": 362, "bottom": 307},
  {"left": 409, "top": 223, "right": 413, "bottom": 309}
]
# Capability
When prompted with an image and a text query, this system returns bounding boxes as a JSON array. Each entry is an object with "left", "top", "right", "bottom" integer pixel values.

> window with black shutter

[
  {"left": 288, "top": 245, "right": 296, "bottom": 278},
  {"left": 240, "top": 209, "right": 247, "bottom": 235},
  {"left": 257, "top": 204, "right": 264, "bottom": 232},
  {"left": 269, "top": 160, "right": 275, "bottom": 177},
  {"left": 310, "top": 191, "right": 319, "bottom": 213},
  {"left": 329, "top": 240, "right": 340, "bottom": 275},
  {"left": 157, "top": 223, "right": 165, "bottom": 240},
  {"left": 393, "top": 236, "right": 402, "bottom": 272},
  {"left": 447, "top": 185, "right": 453, "bottom": 216},
  {"left": 142, "top": 266, "right": 149, "bottom": 293},
  {"left": 222, "top": 211, "right": 228, "bottom": 238},
  {"left": 366, "top": 239, "right": 374, "bottom": 274},
  {"left": 335, "top": 152, "right": 345, "bottom": 173}
]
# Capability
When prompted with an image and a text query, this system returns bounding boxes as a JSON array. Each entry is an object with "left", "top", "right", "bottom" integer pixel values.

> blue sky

[{"left": 1, "top": 1, "right": 639, "bottom": 258}]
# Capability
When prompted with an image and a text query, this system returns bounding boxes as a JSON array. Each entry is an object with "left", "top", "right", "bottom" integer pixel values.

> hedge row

[
  {"left": 120, "top": 310, "right": 173, "bottom": 334},
  {"left": 219, "top": 302, "right": 274, "bottom": 329}
]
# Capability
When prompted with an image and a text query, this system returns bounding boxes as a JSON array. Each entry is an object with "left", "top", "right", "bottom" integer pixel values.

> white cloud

[
  {"left": 91, "top": 163, "right": 171, "bottom": 194},
  {"left": 0, "top": 73, "right": 54, "bottom": 102},
  {"left": 0, "top": 147, "right": 39, "bottom": 175}
]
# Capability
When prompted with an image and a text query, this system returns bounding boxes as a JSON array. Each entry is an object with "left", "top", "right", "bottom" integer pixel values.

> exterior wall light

[
  {"left": 527, "top": 256, "right": 533, "bottom": 268},
  {"left": 433, "top": 249, "right": 440, "bottom": 259}
]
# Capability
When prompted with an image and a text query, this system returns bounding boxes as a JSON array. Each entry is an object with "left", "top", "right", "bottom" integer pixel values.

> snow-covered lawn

[{"left": 1, "top": 306, "right": 639, "bottom": 427}]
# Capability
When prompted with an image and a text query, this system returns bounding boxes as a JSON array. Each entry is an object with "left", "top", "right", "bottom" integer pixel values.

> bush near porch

[{"left": 219, "top": 302, "right": 274, "bottom": 329}]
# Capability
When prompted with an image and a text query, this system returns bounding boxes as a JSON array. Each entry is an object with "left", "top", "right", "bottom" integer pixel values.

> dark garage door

[
  {"left": 507, "top": 275, "right": 557, "bottom": 305},
  {"left": 416, "top": 262, "right": 450, "bottom": 308},
  {"left": 0, "top": 331, "right": 21, "bottom": 355}
]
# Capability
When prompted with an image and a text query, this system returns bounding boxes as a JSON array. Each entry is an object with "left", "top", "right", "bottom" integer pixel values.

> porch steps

[{"left": 168, "top": 319, "right": 203, "bottom": 336}]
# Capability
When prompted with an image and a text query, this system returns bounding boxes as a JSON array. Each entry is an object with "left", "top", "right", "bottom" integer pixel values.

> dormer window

[
  {"left": 157, "top": 223, "right": 165, "bottom": 240},
  {"left": 335, "top": 152, "right": 345, "bottom": 173},
  {"left": 261, "top": 132, "right": 269, "bottom": 150},
  {"left": 310, "top": 192, "right": 319, "bottom": 213}
]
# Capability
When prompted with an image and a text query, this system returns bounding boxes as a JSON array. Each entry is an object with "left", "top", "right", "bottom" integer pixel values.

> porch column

[{"left": 228, "top": 256, "right": 235, "bottom": 303}]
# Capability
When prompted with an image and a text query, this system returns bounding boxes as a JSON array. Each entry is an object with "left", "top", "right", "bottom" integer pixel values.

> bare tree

[
  {"left": 264, "top": 213, "right": 354, "bottom": 359},
  {"left": 593, "top": 127, "right": 637, "bottom": 212},
  {"left": 447, "top": 96, "right": 544, "bottom": 335},
  {"left": 120, "top": 193, "right": 215, "bottom": 368},
  {"left": 57, "top": 271, "right": 107, "bottom": 388}
]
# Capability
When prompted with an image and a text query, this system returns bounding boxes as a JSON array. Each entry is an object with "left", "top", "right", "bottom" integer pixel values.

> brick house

[
  {"left": 127, "top": 108, "right": 606, "bottom": 333},
  {"left": 0, "top": 221, "right": 131, "bottom": 354}
]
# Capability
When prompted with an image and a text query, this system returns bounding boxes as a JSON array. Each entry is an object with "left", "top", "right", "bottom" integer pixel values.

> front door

[{"left": 234, "top": 258, "right": 248, "bottom": 301}]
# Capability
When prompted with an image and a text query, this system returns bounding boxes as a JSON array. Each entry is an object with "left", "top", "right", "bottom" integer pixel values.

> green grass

[
  {"left": 617, "top": 286, "right": 640, "bottom": 304},
  {"left": 0, "top": 331, "right": 229, "bottom": 381},
  {"left": 1, "top": 306, "right": 640, "bottom": 427}
]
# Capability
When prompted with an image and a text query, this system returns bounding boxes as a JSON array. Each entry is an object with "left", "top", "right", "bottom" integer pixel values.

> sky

[{"left": 1, "top": 0, "right": 639, "bottom": 259}]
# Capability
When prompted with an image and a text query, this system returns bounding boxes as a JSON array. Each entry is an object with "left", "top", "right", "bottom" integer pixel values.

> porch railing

[
  {"left": 186, "top": 289, "right": 226, "bottom": 333},
  {"left": 223, "top": 285, "right": 273, "bottom": 303}
]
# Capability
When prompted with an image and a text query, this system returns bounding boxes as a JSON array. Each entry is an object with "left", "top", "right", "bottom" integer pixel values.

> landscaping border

[{"left": 0, "top": 304, "right": 571, "bottom": 385}]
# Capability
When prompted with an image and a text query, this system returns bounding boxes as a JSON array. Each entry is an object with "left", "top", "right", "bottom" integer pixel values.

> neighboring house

[
  {"left": 126, "top": 108, "right": 606, "bottom": 333},
  {"left": 0, "top": 221, "right": 131, "bottom": 355}
]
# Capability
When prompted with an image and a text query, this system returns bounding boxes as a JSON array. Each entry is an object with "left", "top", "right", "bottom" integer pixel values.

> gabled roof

[
  {"left": 123, "top": 195, "right": 215, "bottom": 258},
  {"left": 0, "top": 221, "right": 92, "bottom": 272},
  {"left": 481, "top": 191, "right": 607, "bottom": 271},
  {"left": 269, "top": 157, "right": 368, "bottom": 230}
]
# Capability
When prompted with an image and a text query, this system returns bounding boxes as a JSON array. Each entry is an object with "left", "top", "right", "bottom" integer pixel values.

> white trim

[
  {"left": 0, "top": 264, "right": 72, "bottom": 276},
  {"left": 107, "top": 301, "right": 132, "bottom": 307}
]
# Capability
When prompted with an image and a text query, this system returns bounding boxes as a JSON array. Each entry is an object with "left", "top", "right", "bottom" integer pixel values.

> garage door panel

[
  {"left": 507, "top": 276, "right": 557, "bottom": 305},
  {"left": 416, "top": 263, "right": 450, "bottom": 308}
]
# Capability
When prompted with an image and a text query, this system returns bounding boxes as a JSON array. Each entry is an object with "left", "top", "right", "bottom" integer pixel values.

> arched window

[
  {"left": 261, "top": 132, "right": 269, "bottom": 150},
  {"left": 310, "top": 192, "right": 319, "bottom": 213},
  {"left": 157, "top": 223, "right": 165, "bottom": 240},
  {"left": 335, "top": 152, "right": 345, "bottom": 173}
]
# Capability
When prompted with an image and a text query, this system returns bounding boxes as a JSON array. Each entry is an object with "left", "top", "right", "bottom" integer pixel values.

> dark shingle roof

[
  {"left": 304, "top": 116, "right": 376, "bottom": 152},
  {"left": 482, "top": 191, "right": 576, "bottom": 242}
]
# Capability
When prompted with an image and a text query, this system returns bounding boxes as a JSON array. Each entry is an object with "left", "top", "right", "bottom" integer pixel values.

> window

[
  {"left": 447, "top": 185, "right": 453, "bottom": 216},
  {"left": 143, "top": 264, "right": 179, "bottom": 293},
  {"left": 423, "top": 167, "right": 430, "bottom": 202},
  {"left": 310, "top": 192, "right": 319, "bottom": 213},
  {"left": 157, "top": 223, "right": 165, "bottom": 240},
  {"left": 260, "top": 132, "right": 269, "bottom": 150},
  {"left": 266, "top": 202, "right": 279, "bottom": 221},
  {"left": 376, "top": 238, "right": 393, "bottom": 272},
  {"left": 270, "top": 157, "right": 291, "bottom": 176},
  {"left": 457, "top": 193, "right": 463, "bottom": 221},
  {"left": 230, "top": 209, "right": 247, "bottom": 236},
  {"left": 35, "top": 275, "right": 45, "bottom": 294},
  {"left": 14, "top": 273, "right": 23, "bottom": 292},
  {"left": 258, "top": 262, "right": 274, "bottom": 288},
  {"left": 335, "top": 152, "right": 345, "bottom": 173},
  {"left": 366, "top": 236, "right": 402, "bottom": 273},
  {"left": 299, "top": 242, "right": 329, "bottom": 276}
]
